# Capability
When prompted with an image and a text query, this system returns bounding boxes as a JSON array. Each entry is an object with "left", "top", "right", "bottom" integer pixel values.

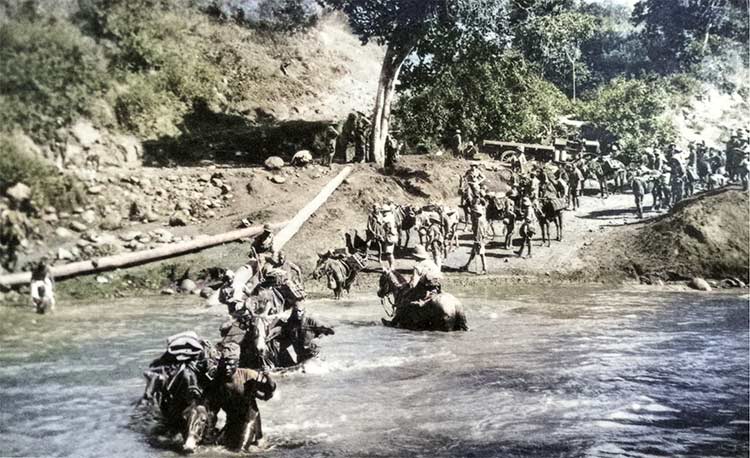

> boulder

[
  {"left": 144, "top": 210, "right": 160, "bottom": 223},
  {"left": 264, "top": 156, "right": 285, "bottom": 170},
  {"left": 57, "top": 247, "right": 75, "bottom": 261},
  {"left": 688, "top": 277, "right": 712, "bottom": 292},
  {"left": 199, "top": 287, "right": 214, "bottom": 298},
  {"left": 95, "top": 275, "right": 110, "bottom": 284},
  {"left": 119, "top": 231, "right": 141, "bottom": 242},
  {"left": 100, "top": 212, "right": 123, "bottom": 231},
  {"left": 176, "top": 201, "right": 192, "bottom": 212},
  {"left": 70, "top": 120, "right": 101, "bottom": 148},
  {"left": 291, "top": 150, "right": 313, "bottom": 166},
  {"left": 6, "top": 182, "right": 31, "bottom": 203},
  {"left": 179, "top": 279, "right": 197, "bottom": 293},
  {"left": 70, "top": 221, "right": 88, "bottom": 233},
  {"left": 160, "top": 288, "right": 176, "bottom": 295},
  {"left": 55, "top": 227, "right": 74, "bottom": 239},
  {"left": 169, "top": 212, "right": 190, "bottom": 227},
  {"left": 81, "top": 209, "right": 97, "bottom": 225},
  {"left": 198, "top": 174, "right": 211, "bottom": 182},
  {"left": 111, "top": 133, "right": 142, "bottom": 166},
  {"left": 87, "top": 185, "right": 104, "bottom": 195},
  {"left": 270, "top": 175, "right": 287, "bottom": 184},
  {"left": 42, "top": 213, "right": 59, "bottom": 224},
  {"left": 220, "top": 184, "right": 232, "bottom": 194}
]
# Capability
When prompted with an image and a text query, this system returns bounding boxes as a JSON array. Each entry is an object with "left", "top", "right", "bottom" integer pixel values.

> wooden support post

[{"left": 272, "top": 166, "right": 353, "bottom": 252}]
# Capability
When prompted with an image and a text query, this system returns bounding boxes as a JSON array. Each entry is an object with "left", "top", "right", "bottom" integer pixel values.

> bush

[
  {"left": 395, "top": 51, "right": 571, "bottom": 147},
  {"left": 0, "top": 137, "right": 85, "bottom": 211},
  {"left": 577, "top": 77, "right": 677, "bottom": 162},
  {"left": 0, "top": 19, "right": 108, "bottom": 142}
]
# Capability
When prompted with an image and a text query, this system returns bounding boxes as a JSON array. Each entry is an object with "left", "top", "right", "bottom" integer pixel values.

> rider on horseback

[
  {"left": 382, "top": 245, "right": 442, "bottom": 328},
  {"left": 256, "top": 251, "right": 305, "bottom": 310}
]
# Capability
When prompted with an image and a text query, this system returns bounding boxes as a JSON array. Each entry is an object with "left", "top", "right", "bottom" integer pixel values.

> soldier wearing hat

[
  {"left": 207, "top": 342, "right": 276, "bottom": 451},
  {"left": 251, "top": 224, "right": 274, "bottom": 255},
  {"left": 323, "top": 122, "right": 340, "bottom": 168},
  {"left": 502, "top": 189, "right": 518, "bottom": 249},
  {"left": 382, "top": 245, "right": 443, "bottom": 327},
  {"left": 739, "top": 147, "right": 750, "bottom": 191},
  {"left": 460, "top": 196, "right": 489, "bottom": 274},
  {"left": 380, "top": 204, "right": 398, "bottom": 270},
  {"left": 450, "top": 128, "right": 463, "bottom": 158},
  {"left": 516, "top": 197, "right": 537, "bottom": 258}
]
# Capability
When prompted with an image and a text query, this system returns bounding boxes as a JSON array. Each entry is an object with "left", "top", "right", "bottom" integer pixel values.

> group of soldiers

[
  {"left": 323, "top": 112, "right": 401, "bottom": 169},
  {"left": 629, "top": 130, "right": 750, "bottom": 218},
  {"left": 142, "top": 224, "right": 334, "bottom": 452}
]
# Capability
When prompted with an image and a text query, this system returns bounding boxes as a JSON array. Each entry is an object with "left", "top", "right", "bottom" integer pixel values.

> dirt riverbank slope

[{"left": 2, "top": 156, "right": 747, "bottom": 304}]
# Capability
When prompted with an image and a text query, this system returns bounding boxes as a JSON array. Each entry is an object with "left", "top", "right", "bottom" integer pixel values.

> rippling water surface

[{"left": 0, "top": 286, "right": 747, "bottom": 457}]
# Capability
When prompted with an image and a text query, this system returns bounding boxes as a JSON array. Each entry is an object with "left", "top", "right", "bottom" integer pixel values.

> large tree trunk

[{"left": 369, "top": 43, "right": 416, "bottom": 166}]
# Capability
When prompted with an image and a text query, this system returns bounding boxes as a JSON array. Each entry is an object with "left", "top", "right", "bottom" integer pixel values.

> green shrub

[
  {"left": 0, "top": 19, "right": 108, "bottom": 142},
  {"left": 0, "top": 137, "right": 85, "bottom": 211}
]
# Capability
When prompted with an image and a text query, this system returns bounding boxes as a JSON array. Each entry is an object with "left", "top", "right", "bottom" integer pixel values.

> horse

[
  {"left": 535, "top": 198, "right": 564, "bottom": 246},
  {"left": 140, "top": 336, "right": 217, "bottom": 453},
  {"left": 377, "top": 270, "right": 468, "bottom": 332},
  {"left": 313, "top": 251, "right": 366, "bottom": 299}
]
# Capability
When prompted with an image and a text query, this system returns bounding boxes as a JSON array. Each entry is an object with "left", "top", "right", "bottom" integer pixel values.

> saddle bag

[{"left": 549, "top": 197, "right": 567, "bottom": 212}]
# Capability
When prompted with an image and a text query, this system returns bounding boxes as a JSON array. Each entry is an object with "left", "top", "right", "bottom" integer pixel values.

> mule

[
  {"left": 377, "top": 270, "right": 468, "bottom": 332},
  {"left": 536, "top": 198, "right": 564, "bottom": 246},
  {"left": 313, "top": 251, "right": 366, "bottom": 299}
]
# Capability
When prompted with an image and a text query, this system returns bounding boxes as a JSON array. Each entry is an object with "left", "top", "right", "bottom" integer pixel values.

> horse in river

[
  {"left": 313, "top": 251, "right": 367, "bottom": 299},
  {"left": 377, "top": 270, "right": 468, "bottom": 332},
  {"left": 221, "top": 312, "right": 331, "bottom": 371},
  {"left": 140, "top": 334, "right": 218, "bottom": 453}
]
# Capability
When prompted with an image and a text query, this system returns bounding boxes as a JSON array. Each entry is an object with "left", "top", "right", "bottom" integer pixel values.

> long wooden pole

[
  {"left": 0, "top": 166, "right": 353, "bottom": 288},
  {"left": 0, "top": 222, "right": 288, "bottom": 287},
  {"left": 273, "top": 166, "right": 352, "bottom": 251}
]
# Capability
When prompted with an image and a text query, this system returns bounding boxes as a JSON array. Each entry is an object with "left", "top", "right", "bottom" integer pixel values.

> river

[{"left": 0, "top": 286, "right": 747, "bottom": 458}]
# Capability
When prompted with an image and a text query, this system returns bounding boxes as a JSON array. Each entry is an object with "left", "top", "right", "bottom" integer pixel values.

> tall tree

[
  {"left": 632, "top": 0, "right": 749, "bottom": 72},
  {"left": 322, "top": 0, "right": 505, "bottom": 165}
]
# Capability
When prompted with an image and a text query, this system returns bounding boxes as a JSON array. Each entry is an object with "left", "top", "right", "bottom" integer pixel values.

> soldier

[
  {"left": 408, "top": 244, "right": 444, "bottom": 302},
  {"left": 450, "top": 129, "right": 462, "bottom": 158},
  {"left": 30, "top": 259, "right": 55, "bottom": 313},
  {"left": 740, "top": 150, "right": 750, "bottom": 191},
  {"left": 503, "top": 189, "right": 517, "bottom": 249},
  {"left": 669, "top": 153, "right": 685, "bottom": 205},
  {"left": 567, "top": 163, "right": 583, "bottom": 210},
  {"left": 631, "top": 173, "right": 646, "bottom": 219},
  {"left": 283, "top": 306, "right": 334, "bottom": 364},
  {"left": 380, "top": 204, "right": 398, "bottom": 270},
  {"left": 323, "top": 122, "right": 340, "bottom": 168},
  {"left": 207, "top": 343, "right": 276, "bottom": 451},
  {"left": 251, "top": 224, "right": 274, "bottom": 255},
  {"left": 354, "top": 113, "right": 370, "bottom": 163},
  {"left": 0, "top": 206, "right": 28, "bottom": 272},
  {"left": 257, "top": 251, "right": 305, "bottom": 310},
  {"left": 516, "top": 197, "right": 537, "bottom": 258},
  {"left": 460, "top": 196, "right": 489, "bottom": 274},
  {"left": 384, "top": 132, "right": 399, "bottom": 173}
]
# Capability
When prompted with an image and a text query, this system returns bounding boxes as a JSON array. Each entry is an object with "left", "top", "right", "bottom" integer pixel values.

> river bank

[{"left": 1, "top": 157, "right": 748, "bottom": 306}]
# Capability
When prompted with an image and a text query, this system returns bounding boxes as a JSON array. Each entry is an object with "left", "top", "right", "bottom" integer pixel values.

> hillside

[{"left": 580, "top": 188, "right": 750, "bottom": 283}]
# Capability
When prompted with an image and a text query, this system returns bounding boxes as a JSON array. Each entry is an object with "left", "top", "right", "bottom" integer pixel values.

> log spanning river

[{"left": 0, "top": 286, "right": 747, "bottom": 457}]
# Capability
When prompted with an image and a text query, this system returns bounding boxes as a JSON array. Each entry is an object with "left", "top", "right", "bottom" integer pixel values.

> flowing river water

[{"left": 0, "top": 286, "right": 747, "bottom": 457}]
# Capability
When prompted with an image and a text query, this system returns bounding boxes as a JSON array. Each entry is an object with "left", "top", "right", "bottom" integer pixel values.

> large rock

[
  {"left": 69, "top": 221, "right": 88, "bottom": 233},
  {"left": 70, "top": 120, "right": 101, "bottom": 148},
  {"left": 6, "top": 183, "right": 31, "bottom": 203},
  {"left": 57, "top": 247, "right": 75, "bottom": 261},
  {"left": 291, "top": 150, "right": 313, "bottom": 166},
  {"left": 55, "top": 227, "right": 74, "bottom": 239},
  {"left": 81, "top": 209, "right": 97, "bottom": 225},
  {"left": 179, "top": 279, "right": 197, "bottom": 293},
  {"left": 270, "top": 175, "right": 287, "bottom": 184},
  {"left": 169, "top": 212, "right": 190, "bottom": 227},
  {"left": 264, "top": 156, "right": 285, "bottom": 170},
  {"left": 688, "top": 277, "right": 712, "bottom": 292},
  {"left": 100, "top": 212, "right": 123, "bottom": 231},
  {"left": 111, "top": 134, "right": 142, "bottom": 166}
]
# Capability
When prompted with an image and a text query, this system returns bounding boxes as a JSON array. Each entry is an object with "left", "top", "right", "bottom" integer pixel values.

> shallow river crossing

[{"left": 0, "top": 286, "right": 747, "bottom": 457}]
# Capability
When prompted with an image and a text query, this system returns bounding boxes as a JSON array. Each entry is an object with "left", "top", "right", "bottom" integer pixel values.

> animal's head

[
  {"left": 182, "top": 405, "right": 209, "bottom": 454},
  {"left": 313, "top": 252, "right": 329, "bottom": 279},
  {"left": 377, "top": 270, "right": 393, "bottom": 298},
  {"left": 246, "top": 315, "right": 269, "bottom": 357}
]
